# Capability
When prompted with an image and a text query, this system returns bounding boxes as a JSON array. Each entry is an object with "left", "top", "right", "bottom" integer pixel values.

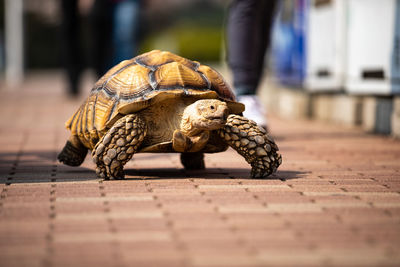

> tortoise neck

[{"left": 180, "top": 103, "right": 202, "bottom": 137}]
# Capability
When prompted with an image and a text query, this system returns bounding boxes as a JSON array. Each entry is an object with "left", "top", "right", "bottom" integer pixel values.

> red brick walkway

[{"left": 1, "top": 72, "right": 400, "bottom": 266}]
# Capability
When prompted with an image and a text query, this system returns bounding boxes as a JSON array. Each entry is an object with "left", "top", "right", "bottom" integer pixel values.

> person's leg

[
  {"left": 227, "top": 0, "right": 276, "bottom": 94},
  {"left": 60, "top": 0, "right": 82, "bottom": 96},
  {"left": 254, "top": 0, "right": 277, "bottom": 86},
  {"left": 226, "top": 0, "right": 259, "bottom": 95},
  {"left": 226, "top": 0, "right": 276, "bottom": 128},
  {"left": 89, "top": 0, "right": 114, "bottom": 78},
  {"left": 112, "top": 0, "right": 141, "bottom": 65}
]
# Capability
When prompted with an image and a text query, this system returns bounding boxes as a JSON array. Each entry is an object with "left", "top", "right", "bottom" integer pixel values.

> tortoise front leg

[
  {"left": 219, "top": 114, "right": 282, "bottom": 178},
  {"left": 92, "top": 114, "right": 147, "bottom": 179}
]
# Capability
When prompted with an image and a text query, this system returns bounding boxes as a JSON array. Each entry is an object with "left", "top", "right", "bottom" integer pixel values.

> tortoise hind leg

[
  {"left": 92, "top": 114, "right": 147, "bottom": 179},
  {"left": 219, "top": 114, "right": 282, "bottom": 178},
  {"left": 58, "top": 135, "right": 88, "bottom": 166},
  {"left": 181, "top": 152, "right": 205, "bottom": 170}
]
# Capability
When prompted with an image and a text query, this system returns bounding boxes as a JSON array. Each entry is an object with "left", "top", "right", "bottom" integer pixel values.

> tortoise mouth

[
  {"left": 206, "top": 113, "right": 228, "bottom": 121},
  {"left": 202, "top": 117, "right": 226, "bottom": 130}
]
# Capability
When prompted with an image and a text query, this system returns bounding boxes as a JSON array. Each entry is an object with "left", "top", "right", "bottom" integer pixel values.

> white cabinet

[
  {"left": 345, "top": 0, "right": 400, "bottom": 95},
  {"left": 305, "top": 0, "right": 347, "bottom": 92}
]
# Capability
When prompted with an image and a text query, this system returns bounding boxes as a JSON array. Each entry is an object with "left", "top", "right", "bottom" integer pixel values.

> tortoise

[{"left": 58, "top": 50, "right": 282, "bottom": 179}]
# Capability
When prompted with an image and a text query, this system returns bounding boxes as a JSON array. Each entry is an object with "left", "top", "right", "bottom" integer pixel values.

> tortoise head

[{"left": 180, "top": 99, "right": 229, "bottom": 136}]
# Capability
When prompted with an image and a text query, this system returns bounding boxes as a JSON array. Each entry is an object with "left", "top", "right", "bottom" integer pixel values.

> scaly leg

[
  {"left": 218, "top": 114, "right": 282, "bottom": 178},
  {"left": 92, "top": 114, "right": 147, "bottom": 179},
  {"left": 181, "top": 152, "right": 205, "bottom": 170},
  {"left": 58, "top": 135, "right": 88, "bottom": 166}
]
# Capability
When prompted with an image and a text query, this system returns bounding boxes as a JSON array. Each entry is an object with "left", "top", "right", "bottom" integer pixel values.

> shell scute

[
  {"left": 93, "top": 58, "right": 136, "bottom": 91},
  {"left": 153, "top": 62, "right": 208, "bottom": 90},
  {"left": 135, "top": 50, "right": 200, "bottom": 71},
  {"left": 197, "top": 65, "right": 236, "bottom": 102},
  {"left": 108, "top": 64, "right": 152, "bottom": 99}
]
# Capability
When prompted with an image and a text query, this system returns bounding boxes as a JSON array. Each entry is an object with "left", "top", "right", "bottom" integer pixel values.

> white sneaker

[{"left": 237, "top": 95, "right": 268, "bottom": 129}]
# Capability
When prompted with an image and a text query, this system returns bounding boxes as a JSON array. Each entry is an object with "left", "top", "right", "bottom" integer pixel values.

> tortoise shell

[{"left": 65, "top": 50, "right": 244, "bottom": 148}]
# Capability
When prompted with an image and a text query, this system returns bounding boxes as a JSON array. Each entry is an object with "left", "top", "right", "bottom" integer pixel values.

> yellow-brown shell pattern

[{"left": 65, "top": 50, "right": 237, "bottom": 149}]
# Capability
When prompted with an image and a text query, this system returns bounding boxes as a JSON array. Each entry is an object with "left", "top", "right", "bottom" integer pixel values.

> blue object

[
  {"left": 271, "top": 0, "right": 307, "bottom": 87},
  {"left": 112, "top": 0, "right": 141, "bottom": 65},
  {"left": 391, "top": 0, "right": 400, "bottom": 93}
]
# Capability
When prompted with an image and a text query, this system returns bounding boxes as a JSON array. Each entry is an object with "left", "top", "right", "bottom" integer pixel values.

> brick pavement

[{"left": 0, "top": 72, "right": 400, "bottom": 267}]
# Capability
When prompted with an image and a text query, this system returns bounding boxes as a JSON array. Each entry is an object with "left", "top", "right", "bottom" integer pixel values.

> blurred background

[{"left": 0, "top": 0, "right": 399, "bottom": 136}]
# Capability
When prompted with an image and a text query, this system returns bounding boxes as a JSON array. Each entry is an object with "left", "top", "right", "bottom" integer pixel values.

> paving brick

[
  {"left": 254, "top": 191, "right": 313, "bottom": 204},
  {"left": 167, "top": 216, "right": 228, "bottom": 230},
  {"left": 290, "top": 184, "right": 348, "bottom": 193},
  {"left": 56, "top": 210, "right": 164, "bottom": 221},
  {"left": 340, "top": 184, "right": 393, "bottom": 192},
  {"left": 176, "top": 228, "right": 239, "bottom": 242},
  {"left": 255, "top": 248, "right": 400, "bottom": 267},
  {"left": 112, "top": 218, "right": 168, "bottom": 232},
  {"left": 54, "top": 231, "right": 172, "bottom": 243},
  {"left": 54, "top": 220, "right": 110, "bottom": 233}
]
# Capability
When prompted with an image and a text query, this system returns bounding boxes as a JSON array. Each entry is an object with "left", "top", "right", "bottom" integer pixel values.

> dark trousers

[
  {"left": 89, "top": 0, "right": 114, "bottom": 78},
  {"left": 60, "top": 0, "right": 82, "bottom": 94},
  {"left": 60, "top": 0, "right": 113, "bottom": 94},
  {"left": 226, "top": 0, "right": 276, "bottom": 95}
]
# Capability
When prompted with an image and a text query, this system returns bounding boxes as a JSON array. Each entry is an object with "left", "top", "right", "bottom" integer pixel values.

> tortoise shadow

[
  {"left": 124, "top": 168, "right": 305, "bottom": 180},
  {"left": 0, "top": 150, "right": 304, "bottom": 183}
]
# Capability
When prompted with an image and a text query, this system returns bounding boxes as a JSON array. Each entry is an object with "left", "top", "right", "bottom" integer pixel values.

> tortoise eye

[{"left": 210, "top": 105, "right": 215, "bottom": 110}]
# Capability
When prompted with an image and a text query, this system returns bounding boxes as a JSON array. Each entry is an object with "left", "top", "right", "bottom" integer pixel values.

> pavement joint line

[
  {"left": 217, "top": 204, "right": 315, "bottom": 214},
  {"left": 372, "top": 202, "right": 400, "bottom": 208},
  {"left": 208, "top": 185, "right": 256, "bottom": 256},
  {"left": 56, "top": 195, "right": 154, "bottom": 202},
  {"left": 187, "top": 177, "right": 254, "bottom": 254},
  {"left": 335, "top": 214, "right": 343, "bottom": 223},
  {"left": 252, "top": 249, "right": 400, "bottom": 266},
  {"left": 98, "top": 180, "right": 124, "bottom": 266},
  {"left": 43, "top": 145, "right": 57, "bottom": 267},
  {"left": 234, "top": 179, "right": 265, "bottom": 255},
  {"left": 383, "top": 210, "right": 393, "bottom": 217},
  {"left": 53, "top": 231, "right": 173, "bottom": 243},
  {"left": 302, "top": 191, "right": 400, "bottom": 197},
  {"left": 151, "top": 182, "right": 190, "bottom": 262},
  {"left": 12, "top": 180, "right": 102, "bottom": 185},
  {"left": 197, "top": 184, "right": 291, "bottom": 189},
  {"left": 216, "top": 200, "right": 383, "bottom": 214},
  {"left": 319, "top": 202, "right": 371, "bottom": 208},
  {"left": 0, "top": 187, "right": 7, "bottom": 213}
]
